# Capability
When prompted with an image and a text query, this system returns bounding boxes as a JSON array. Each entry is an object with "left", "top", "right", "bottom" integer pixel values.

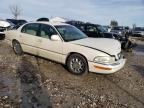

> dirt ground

[{"left": 0, "top": 39, "right": 144, "bottom": 108}]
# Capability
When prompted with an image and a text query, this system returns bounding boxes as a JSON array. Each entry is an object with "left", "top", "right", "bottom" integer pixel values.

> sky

[{"left": 0, "top": 0, "right": 144, "bottom": 27}]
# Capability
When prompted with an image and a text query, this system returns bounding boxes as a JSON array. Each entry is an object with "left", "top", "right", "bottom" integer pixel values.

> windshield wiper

[{"left": 66, "top": 37, "right": 86, "bottom": 42}]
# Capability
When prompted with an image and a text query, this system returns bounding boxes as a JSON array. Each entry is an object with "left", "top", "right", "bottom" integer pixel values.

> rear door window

[{"left": 21, "top": 23, "right": 40, "bottom": 36}]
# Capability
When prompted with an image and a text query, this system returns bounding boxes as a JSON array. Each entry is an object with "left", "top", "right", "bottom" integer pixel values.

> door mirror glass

[{"left": 51, "top": 35, "right": 61, "bottom": 41}]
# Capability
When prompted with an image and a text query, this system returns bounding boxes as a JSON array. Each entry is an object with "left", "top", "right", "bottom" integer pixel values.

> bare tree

[
  {"left": 132, "top": 23, "right": 136, "bottom": 29},
  {"left": 110, "top": 20, "right": 118, "bottom": 27},
  {"left": 9, "top": 5, "right": 21, "bottom": 19}
]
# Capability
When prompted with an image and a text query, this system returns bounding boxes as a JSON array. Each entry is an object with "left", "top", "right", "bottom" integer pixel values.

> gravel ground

[{"left": 0, "top": 39, "right": 144, "bottom": 108}]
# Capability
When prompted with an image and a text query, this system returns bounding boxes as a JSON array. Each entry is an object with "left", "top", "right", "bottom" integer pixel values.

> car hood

[
  {"left": 0, "top": 21, "right": 11, "bottom": 27},
  {"left": 70, "top": 38, "right": 121, "bottom": 55}
]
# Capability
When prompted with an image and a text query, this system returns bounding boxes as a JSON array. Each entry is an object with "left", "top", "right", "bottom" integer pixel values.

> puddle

[
  {"left": 133, "top": 51, "right": 144, "bottom": 56},
  {"left": 17, "top": 57, "right": 52, "bottom": 108}
]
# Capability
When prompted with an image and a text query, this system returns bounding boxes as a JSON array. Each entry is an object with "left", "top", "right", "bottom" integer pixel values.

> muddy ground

[{"left": 0, "top": 39, "right": 144, "bottom": 108}]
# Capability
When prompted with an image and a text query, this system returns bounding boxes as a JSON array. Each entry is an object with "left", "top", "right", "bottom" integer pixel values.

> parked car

[
  {"left": 132, "top": 27, "right": 144, "bottom": 37},
  {"left": 6, "top": 19, "right": 27, "bottom": 29},
  {"left": 37, "top": 17, "right": 49, "bottom": 22},
  {"left": 0, "top": 19, "right": 14, "bottom": 40},
  {"left": 5, "top": 22, "right": 126, "bottom": 74},
  {"left": 67, "top": 22, "right": 111, "bottom": 38},
  {"left": 110, "top": 26, "right": 126, "bottom": 35},
  {"left": 67, "top": 22, "right": 133, "bottom": 50}
]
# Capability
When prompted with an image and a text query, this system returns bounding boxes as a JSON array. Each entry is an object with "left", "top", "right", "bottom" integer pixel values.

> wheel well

[
  {"left": 66, "top": 52, "right": 89, "bottom": 70},
  {"left": 12, "top": 39, "right": 18, "bottom": 43},
  {"left": 12, "top": 39, "right": 21, "bottom": 48}
]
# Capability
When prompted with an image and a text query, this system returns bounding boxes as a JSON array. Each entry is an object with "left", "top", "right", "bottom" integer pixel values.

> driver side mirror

[{"left": 51, "top": 35, "right": 61, "bottom": 41}]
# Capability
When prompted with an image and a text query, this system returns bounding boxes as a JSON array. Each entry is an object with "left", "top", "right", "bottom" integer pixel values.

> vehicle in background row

[
  {"left": 67, "top": 21, "right": 113, "bottom": 38},
  {"left": 67, "top": 22, "right": 133, "bottom": 50},
  {"left": 110, "top": 26, "right": 126, "bottom": 36},
  {"left": 37, "top": 17, "right": 49, "bottom": 22},
  {"left": 0, "top": 19, "right": 14, "bottom": 40},
  {"left": 5, "top": 22, "right": 126, "bottom": 74},
  {"left": 6, "top": 19, "right": 27, "bottom": 29},
  {"left": 132, "top": 27, "right": 144, "bottom": 37}
]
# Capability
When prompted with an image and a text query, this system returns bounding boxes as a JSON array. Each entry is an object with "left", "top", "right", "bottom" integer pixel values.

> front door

[{"left": 38, "top": 24, "right": 63, "bottom": 63}]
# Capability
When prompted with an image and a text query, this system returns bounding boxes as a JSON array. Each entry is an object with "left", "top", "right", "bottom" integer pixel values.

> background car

[
  {"left": 37, "top": 17, "right": 49, "bottom": 22},
  {"left": 6, "top": 19, "right": 27, "bottom": 29},
  {"left": 67, "top": 22, "right": 111, "bottom": 38},
  {"left": 132, "top": 27, "right": 144, "bottom": 37},
  {"left": 110, "top": 26, "right": 126, "bottom": 35},
  {"left": 67, "top": 21, "right": 133, "bottom": 50}
]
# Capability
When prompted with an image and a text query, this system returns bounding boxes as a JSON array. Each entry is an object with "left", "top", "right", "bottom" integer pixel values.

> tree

[
  {"left": 110, "top": 20, "right": 118, "bottom": 27},
  {"left": 9, "top": 5, "right": 21, "bottom": 19},
  {"left": 132, "top": 23, "right": 136, "bottom": 29}
]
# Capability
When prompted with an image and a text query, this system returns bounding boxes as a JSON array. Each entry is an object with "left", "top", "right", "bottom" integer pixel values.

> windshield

[
  {"left": 96, "top": 25, "right": 107, "bottom": 32},
  {"left": 112, "top": 27, "right": 124, "bottom": 30},
  {"left": 55, "top": 25, "right": 87, "bottom": 42}
]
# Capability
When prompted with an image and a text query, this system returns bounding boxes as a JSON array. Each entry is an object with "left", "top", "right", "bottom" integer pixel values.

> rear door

[{"left": 20, "top": 23, "right": 41, "bottom": 55}]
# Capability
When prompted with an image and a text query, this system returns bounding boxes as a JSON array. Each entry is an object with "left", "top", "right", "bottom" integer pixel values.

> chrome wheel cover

[
  {"left": 13, "top": 43, "right": 20, "bottom": 54},
  {"left": 70, "top": 57, "right": 85, "bottom": 73}
]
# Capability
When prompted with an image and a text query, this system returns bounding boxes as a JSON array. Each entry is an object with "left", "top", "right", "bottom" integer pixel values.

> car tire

[
  {"left": 66, "top": 53, "right": 88, "bottom": 75},
  {"left": 12, "top": 41, "right": 23, "bottom": 55},
  {"left": 0, "top": 34, "right": 5, "bottom": 40}
]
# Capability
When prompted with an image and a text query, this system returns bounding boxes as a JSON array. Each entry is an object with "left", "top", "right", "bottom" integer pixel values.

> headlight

[
  {"left": 119, "top": 31, "right": 122, "bottom": 34},
  {"left": 94, "top": 56, "right": 115, "bottom": 64}
]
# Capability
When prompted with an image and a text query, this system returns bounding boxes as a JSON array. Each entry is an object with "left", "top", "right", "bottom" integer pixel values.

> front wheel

[
  {"left": 12, "top": 41, "right": 23, "bottom": 55},
  {"left": 66, "top": 54, "right": 88, "bottom": 75}
]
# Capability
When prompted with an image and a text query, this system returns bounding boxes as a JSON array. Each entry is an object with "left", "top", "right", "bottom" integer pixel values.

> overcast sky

[{"left": 0, "top": 0, "right": 144, "bottom": 27}]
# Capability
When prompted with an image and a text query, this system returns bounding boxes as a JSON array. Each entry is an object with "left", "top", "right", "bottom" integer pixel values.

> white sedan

[{"left": 5, "top": 22, "right": 126, "bottom": 75}]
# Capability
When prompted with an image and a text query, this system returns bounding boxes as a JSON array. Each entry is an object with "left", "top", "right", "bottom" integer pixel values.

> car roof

[{"left": 28, "top": 21, "right": 70, "bottom": 26}]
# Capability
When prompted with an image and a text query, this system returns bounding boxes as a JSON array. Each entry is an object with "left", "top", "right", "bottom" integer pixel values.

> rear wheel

[
  {"left": 0, "top": 34, "right": 5, "bottom": 40},
  {"left": 12, "top": 41, "right": 23, "bottom": 55},
  {"left": 66, "top": 54, "right": 88, "bottom": 75}
]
